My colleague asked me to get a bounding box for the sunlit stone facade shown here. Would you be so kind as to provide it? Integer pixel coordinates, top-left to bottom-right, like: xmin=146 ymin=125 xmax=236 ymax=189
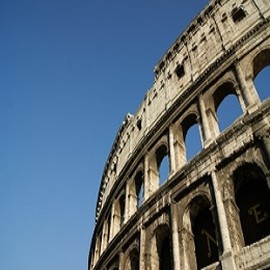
xmin=88 ymin=0 xmax=270 ymax=269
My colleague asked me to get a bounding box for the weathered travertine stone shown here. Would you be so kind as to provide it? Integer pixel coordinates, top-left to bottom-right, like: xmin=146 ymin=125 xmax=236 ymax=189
xmin=89 ymin=0 xmax=270 ymax=269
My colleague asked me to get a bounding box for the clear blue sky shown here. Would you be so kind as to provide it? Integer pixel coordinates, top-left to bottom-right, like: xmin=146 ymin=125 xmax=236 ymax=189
xmin=1 ymin=1 xmax=268 ymax=270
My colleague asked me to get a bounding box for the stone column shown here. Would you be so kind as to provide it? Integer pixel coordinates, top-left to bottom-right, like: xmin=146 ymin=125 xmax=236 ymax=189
xmin=109 ymin=204 xmax=115 ymax=240
xmin=198 ymin=95 xmax=212 ymax=146
xmin=128 ymin=191 xmax=137 ymax=219
xmin=144 ymin=153 xmax=158 ymax=200
xmin=140 ymin=226 xmax=146 ymax=270
xmin=100 ymin=222 xmax=106 ymax=254
xmin=235 ymin=85 xmax=247 ymax=114
xmin=181 ymin=227 xmax=196 ymax=270
xmin=169 ymin=125 xmax=176 ymax=174
xmin=260 ymin=135 xmax=270 ymax=169
xmin=94 ymin=235 xmax=101 ymax=266
xmin=144 ymin=153 xmax=150 ymax=201
xmin=206 ymin=107 xmax=220 ymax=138
xmin=234 ymin=62 xmax=260 ymax=112
xmin=119 ymin=251 xmax=124 ymax=270
xmin=174 ymin=127 xmax=187 ymax=169
xmin=125 ymin=180 xmax=130 ymax=222
xmin=211 ymin=171 xmax=237 ymax=269
xmin=111 ymin=200 xmax=120 ymax=238
xmin=171 ymin=203 xmax=181 ymax=270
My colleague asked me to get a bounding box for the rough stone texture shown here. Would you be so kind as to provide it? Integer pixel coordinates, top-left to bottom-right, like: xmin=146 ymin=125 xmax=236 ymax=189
xmin=89 ymin=0 xmax=270 ymax=269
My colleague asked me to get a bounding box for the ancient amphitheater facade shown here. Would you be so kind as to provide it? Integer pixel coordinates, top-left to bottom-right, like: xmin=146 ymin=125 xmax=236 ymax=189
xmin=88 ymin=0 xmax=270 ymax=269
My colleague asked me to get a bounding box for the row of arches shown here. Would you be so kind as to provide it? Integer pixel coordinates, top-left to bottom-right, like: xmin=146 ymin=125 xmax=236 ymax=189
xmin=92 ymin=48 xmax=270 ymax=268
xmin=103 ymin=162 xmax=270 ymax=270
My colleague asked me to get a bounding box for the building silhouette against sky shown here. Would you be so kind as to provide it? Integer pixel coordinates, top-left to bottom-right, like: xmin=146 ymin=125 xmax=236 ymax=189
xmin=89 ymin=0 xmax=270 ymax=269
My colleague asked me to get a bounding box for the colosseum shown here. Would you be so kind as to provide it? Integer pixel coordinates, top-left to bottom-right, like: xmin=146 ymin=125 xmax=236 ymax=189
xmin=88 ymin=0 xmax=270 ymax=269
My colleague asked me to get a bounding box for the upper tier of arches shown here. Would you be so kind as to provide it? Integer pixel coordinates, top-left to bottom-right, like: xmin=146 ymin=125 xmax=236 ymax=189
xmin=94 ymin=0 xmax=270 ymax=233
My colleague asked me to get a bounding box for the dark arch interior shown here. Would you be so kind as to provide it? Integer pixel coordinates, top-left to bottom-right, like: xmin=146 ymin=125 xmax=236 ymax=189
xmin=192 ymin=206 xmax=219 ymax=269
xmin=155 ymin=225 xmax=173 ymax=270
xmin=130 ymin=249 xmax=139 ymax=270
xmin=135 ymin=171 xmax=144 ymax=208
xmin=233 ymin=163 xmax=270 ymax=245
xmin=119 ymin=194 xmax=125 ymax=226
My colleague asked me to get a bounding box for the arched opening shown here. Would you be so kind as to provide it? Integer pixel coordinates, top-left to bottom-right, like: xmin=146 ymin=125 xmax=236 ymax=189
xmin=128 ymin=170 xmax=144 ymax=218
xmin=216 ymin=94 xmax=242 ymax=131
xmin=254 ymin=66 xmax=270 ymax=102
xmin=114 ymin=194 xmax=126 ymax=232
xmin=193 ymin=207 xmax=219 ymax=269
xmin=253 ymin=49 xmax=270 ymax=102
xmin=135 ymin=171 xmax=144 ymax=208
xmin=159 ymin=155 xmax=169 ymax=185
xmin=231 ymin=6 xmax=246 ymax=23
xmin=182 ymin=114 xmax=202 ymax=160
xmin=119 ymin=194 xmax=125 ymax=227
xmin=107 ymin=255 xmax=119 ymax=270
xmin=159 ymin=234 xmax=172 ymax=270
xmin=187 ymin=196 xmax=219 ymax=269
xmin=155 ymin=225 xmax=173 ymax=270
xmin=214 ymin=82 xmax=242 ymax=132
xmin=233 ymin=163 xmax=270 ymax=246
xmin=156 ymin=145 xmax=170 ymax=186
xmin=129 ymin=249 xmax=140 ymax=270
xmin=185 ymin=123 xmax=201 ymax=160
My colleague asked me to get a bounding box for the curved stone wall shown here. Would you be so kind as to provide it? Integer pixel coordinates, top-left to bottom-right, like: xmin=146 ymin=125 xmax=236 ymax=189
xmin=89 ymin=0 xmax=270 ymax=269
